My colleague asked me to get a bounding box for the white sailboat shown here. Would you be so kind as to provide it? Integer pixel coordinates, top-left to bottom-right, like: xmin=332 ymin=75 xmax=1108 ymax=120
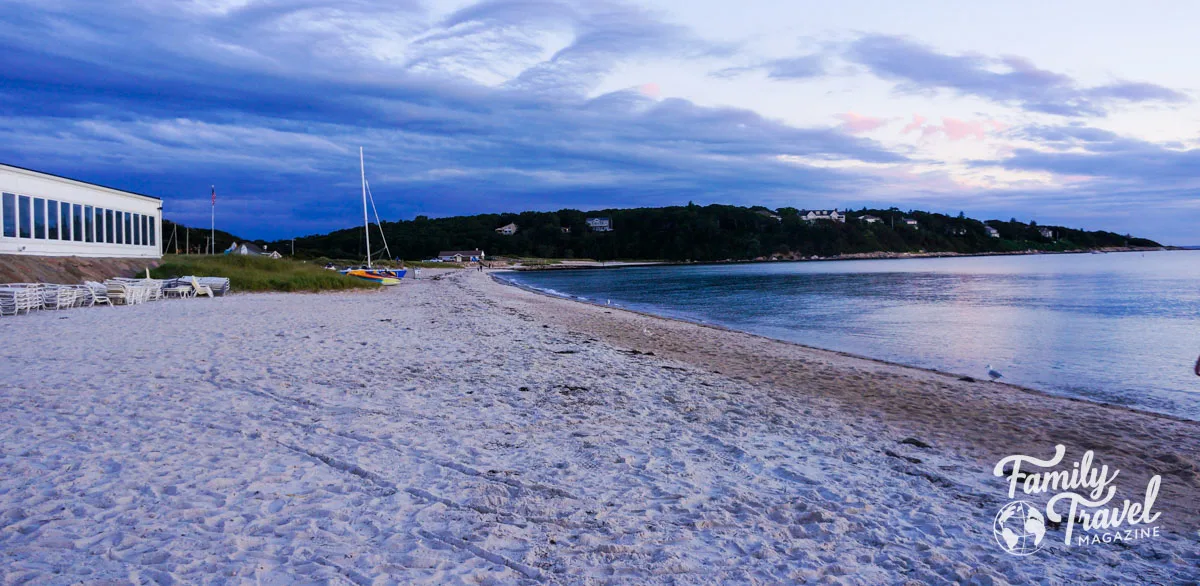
xmin=341 ymin=147 xmax=406 ymax=285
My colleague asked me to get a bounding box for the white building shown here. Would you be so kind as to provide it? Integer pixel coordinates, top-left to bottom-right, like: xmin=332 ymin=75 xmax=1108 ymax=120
xmin=586 ymin=217 xmax=613 ymax=232
xmin=859 ymin=214 xmax=882 ymax=224
xmin=0 ymin=163 xmax=162 ymax=258
xmin=800 ymin=209 xmax=846 ymax=223
xmin=438 ymin=249 xmax=485 ymax=263
xmin=985 ymin=226 xmax=1000 ymax=238
xmin=495 ymin=222 xmax=518 ymax=235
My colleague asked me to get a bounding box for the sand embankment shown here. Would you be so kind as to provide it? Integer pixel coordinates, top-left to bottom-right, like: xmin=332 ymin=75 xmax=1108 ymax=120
xmin=0 ymin=269 xmax=1195 ymax=584
xmin=0 ymin=254 xmax=159 ymax=283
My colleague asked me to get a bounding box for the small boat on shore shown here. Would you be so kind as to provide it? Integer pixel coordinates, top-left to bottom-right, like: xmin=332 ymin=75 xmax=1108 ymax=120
xmin=341 ymin=147 xmax=406 ymax=285
xmin=342 ymin=266 xmax=404 ymax=285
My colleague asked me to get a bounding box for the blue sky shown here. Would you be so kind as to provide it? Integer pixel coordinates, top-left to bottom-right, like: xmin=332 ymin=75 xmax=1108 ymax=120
xmin=1 ymin=1 xmax=1197 ymax=243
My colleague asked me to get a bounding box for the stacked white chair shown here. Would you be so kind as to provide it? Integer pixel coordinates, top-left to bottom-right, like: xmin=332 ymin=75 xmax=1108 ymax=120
xmin=42 ymin=284 xmax=80 ymax=310
xmin=0 ymin=284 xmax=42 ymax=316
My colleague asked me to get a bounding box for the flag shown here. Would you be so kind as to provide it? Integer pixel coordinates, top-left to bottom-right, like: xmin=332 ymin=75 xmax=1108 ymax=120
xmin=211 ymin=185 xmax=216 ymax=206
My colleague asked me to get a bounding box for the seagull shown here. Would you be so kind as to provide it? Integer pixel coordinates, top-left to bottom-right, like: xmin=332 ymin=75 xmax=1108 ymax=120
xmin=986 ymin=364 xmax=1004 ymax=382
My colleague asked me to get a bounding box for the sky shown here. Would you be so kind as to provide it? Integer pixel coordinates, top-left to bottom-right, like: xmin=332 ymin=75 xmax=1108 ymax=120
xmin=1 ymin=1 xmax=1197 ymax=243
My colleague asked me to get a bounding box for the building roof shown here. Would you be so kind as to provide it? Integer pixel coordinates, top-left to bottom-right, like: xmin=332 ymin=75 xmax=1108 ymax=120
xmin=1 ymin=162 xmax=162 ymax=203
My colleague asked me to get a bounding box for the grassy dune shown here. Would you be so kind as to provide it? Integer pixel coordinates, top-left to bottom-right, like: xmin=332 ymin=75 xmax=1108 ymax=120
xmin=151 ymin=255 xmax=380 ymax=293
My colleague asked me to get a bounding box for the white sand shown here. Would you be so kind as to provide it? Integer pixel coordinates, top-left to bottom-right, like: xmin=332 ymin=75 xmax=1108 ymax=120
xmin=0 ymin=269 xmax=1196 ymax=584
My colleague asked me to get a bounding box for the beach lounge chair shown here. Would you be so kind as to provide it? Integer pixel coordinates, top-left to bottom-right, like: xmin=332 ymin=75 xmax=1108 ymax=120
xmin=42 ymin=284 xmax=78 ymax=310
xmin=105 ymin=280 xmax=131 ymax=305
xmin=0 ymin=285 xmax=42 ymax=315
xmin=189 ymin=277 xmax=214 ymax=298
xmin=84 ymin=281 xmax=112 ymax=306
xmin=163 ymin=282 xmax=193 ymax=298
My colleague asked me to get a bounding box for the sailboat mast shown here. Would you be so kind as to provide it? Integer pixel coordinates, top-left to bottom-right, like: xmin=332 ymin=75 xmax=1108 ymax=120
xmin=360 ymin=147 xmax=371 ymax=268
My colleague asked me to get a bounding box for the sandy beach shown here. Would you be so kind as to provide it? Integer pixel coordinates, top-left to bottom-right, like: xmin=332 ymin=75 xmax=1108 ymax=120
xmin=1 ymin=268 xmax=1197 ymax=584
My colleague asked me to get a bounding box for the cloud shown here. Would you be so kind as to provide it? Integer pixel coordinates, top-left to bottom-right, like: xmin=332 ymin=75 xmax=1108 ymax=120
xmin=0 ymin=0 xmax=905 ymax=238
xmin=900 ymin=115 xmax=1000 ymax=141
xmin=984 ymin=126 xmax=1200 ymax=181
xmin=835 ymin=112 xmax=889 ymax=134
xmin=845 ymin=35 xmax=1189 ymax=116
xmin=901 ymin=114 xmax=926 ymax=134
xmin=711 ymin=53 xmax=826 ymax=81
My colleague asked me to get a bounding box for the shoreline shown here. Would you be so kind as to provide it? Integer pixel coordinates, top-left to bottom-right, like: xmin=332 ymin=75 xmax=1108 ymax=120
xmin=509 ymin=245 xmax=1172 ymax=271
xmin=490 ymin=270 xmax=1200 ymax=426
xmin=482 ymin=270 xmax=1200 ymax=536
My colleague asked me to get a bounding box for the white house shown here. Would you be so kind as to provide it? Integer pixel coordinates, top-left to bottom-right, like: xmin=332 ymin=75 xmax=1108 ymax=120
xmin=586 ymin=217 xmax=613 ymax=232
xmin=902 ymin=218 xmax=919 ymax=229
xmin=495 ymin=223 xmax=518 ymax=235
xmin=985 ymin=226 xmax=1000 ymax=238
xmin=226 ymin=241 xmax=278 ymax=257
xmin=800 ymin=209 xmax=846 ymax=223
xmin=0 ymin=163 xmax=162 ymax=258
xmin=755 ymin=209 xmax=782 ymax=222
xmin=438 ymin=249 xmax=485 ymax=263
xmin=1038 ymin=227 xmax=1055 ymax=239
xmin=859 ymin=214 xmax=882 ymax=224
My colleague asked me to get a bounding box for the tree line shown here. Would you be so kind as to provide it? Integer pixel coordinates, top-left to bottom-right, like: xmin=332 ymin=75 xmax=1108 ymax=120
xmin=221 ymin=204 xmax=1157 ymax=262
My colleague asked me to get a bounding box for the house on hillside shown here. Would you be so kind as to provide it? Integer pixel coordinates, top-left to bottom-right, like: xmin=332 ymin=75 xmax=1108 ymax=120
xmin=800 ymin=209 xmax=846 ymax=223
xmin=560 ymin=226 xmax=571 ymax=234
xmin=755 ymin=210 xmax=782 ymax=222
xmin=1038 ymin=227 xmax=1055 ymax=239
xmin=495 ymin=223 xmax=518 ymax=235
xmin=586 ymin=217 xmax=613 ymax=232
xmin=945 ymin=225 xmax=967 ymax=236
xmin=438 ymin=249 xmax=485 ymax=263
xmin=859 ymin=214 xmax=882 ymax=224
xmin=226 ymin=241 xmax=276 ymax=256
xmin=985 ymin=226 xmax=1000 ymax=238
xmin=902 ymin=218 xmax=919 ymax=229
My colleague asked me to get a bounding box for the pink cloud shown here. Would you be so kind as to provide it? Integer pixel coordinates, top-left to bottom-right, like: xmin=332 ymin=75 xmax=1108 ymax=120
xmin=901 ymin=114 xmax=926 ymax=134
xmin=637 ymin=83 xmax=661 ymax=98
xmin=835 ymin=111 xmax=889 ymax=134
xmin=903 ymin=114 xmax=1004 ymax=141
xmin=941 ymin=117 xmax=987 ymax=141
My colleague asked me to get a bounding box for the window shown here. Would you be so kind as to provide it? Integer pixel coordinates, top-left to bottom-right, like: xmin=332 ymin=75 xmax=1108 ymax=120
xmin=124 ymin=212 xmax=132 ymax=244
xmin=84 ymin=205 xmax=94 ymax=243
xmin=105 ymin=209 xmax=114 ymax=243
xmin=19 ymin=196 xmax=31 ymax=238
xmin=47 ymin=199 xmax=59 ymax=239
xmin=94 ymin=207 xmax=103 ymax=243
xmin=33 ymin=198 xmax=46 ymax=239
xmin=141 ymin=215 xmax=149 ymax=246
xmin=148 ymin=216 xmax=155 ymax=246
xmin=72 ymin=204 xmax=83 ymax=242
xmin=60 ymin=202 xmax=71 ymax=240
xmin=132 ymin=214 xmax=140 ymax=245
xmin=2 ymin=193 xmax=14 ymax=237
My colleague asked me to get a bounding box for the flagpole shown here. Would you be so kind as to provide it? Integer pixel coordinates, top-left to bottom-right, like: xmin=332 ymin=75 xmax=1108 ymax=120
xmin=210 ymin=185 xmax=215 ymax=255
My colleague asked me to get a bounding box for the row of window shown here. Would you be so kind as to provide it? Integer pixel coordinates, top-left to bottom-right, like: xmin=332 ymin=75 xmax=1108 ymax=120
xmin=1 ymin=192 xmax=156 ymax=247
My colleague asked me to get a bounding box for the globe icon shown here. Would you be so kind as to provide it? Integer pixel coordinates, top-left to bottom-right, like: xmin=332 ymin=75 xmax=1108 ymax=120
xmin=993 ymin=500 xmax=1046 ymax=555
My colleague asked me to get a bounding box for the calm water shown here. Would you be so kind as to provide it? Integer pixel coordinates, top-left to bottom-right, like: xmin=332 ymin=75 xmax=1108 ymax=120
xmin=500 ymin=251 xmax=1200 ymax=421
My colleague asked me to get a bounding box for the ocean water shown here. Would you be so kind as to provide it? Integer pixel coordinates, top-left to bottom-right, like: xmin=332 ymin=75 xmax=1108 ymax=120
xmin=500 ymin=250 xmax=1200 ymax=421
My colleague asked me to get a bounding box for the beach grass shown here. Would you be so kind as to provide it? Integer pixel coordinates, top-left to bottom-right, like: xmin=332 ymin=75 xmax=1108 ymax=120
xmin=151 ymin=254 xmax=380 ymax=292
